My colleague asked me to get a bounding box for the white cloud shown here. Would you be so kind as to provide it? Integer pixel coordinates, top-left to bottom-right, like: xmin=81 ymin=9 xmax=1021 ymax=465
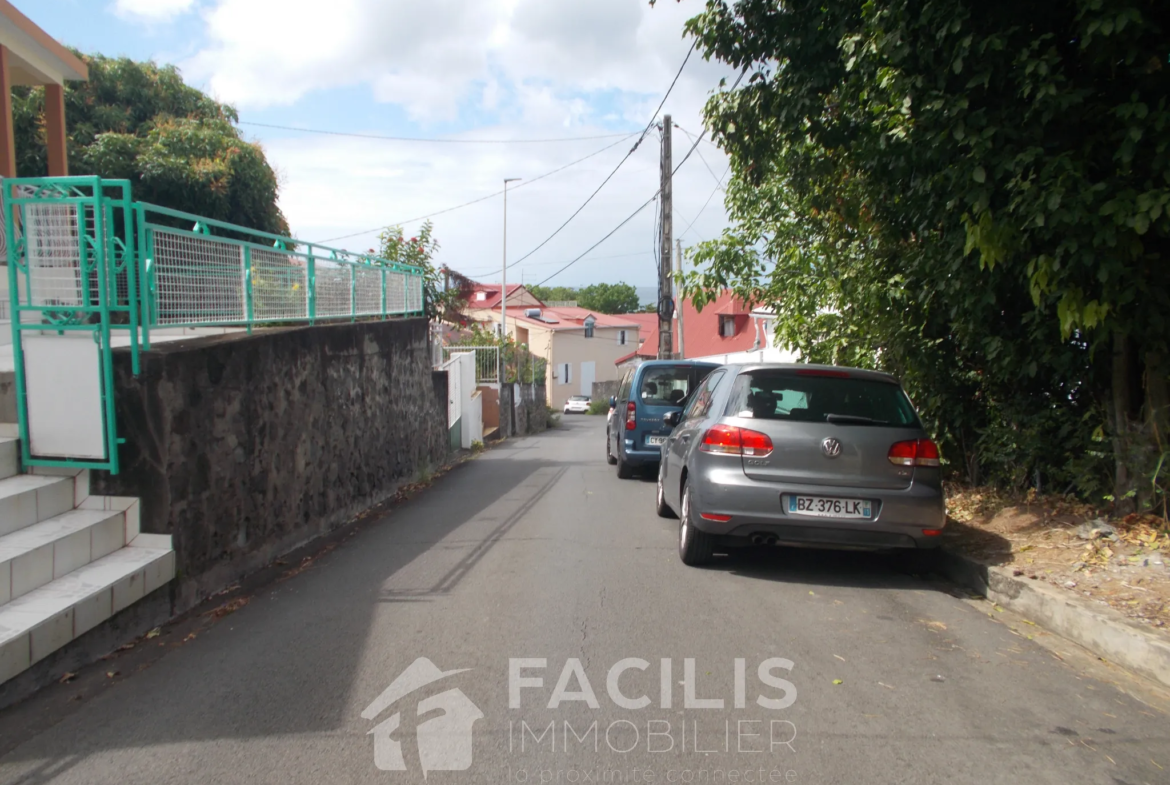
xmin=113 ymin=0 xmax=195 ymax=22
xmin=181 ymin=0 xmax=736 ymax=286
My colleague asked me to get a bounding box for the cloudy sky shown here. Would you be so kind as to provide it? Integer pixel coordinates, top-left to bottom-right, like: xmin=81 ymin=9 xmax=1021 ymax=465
xmin=28 ymin=0 xmax=735 ymax=289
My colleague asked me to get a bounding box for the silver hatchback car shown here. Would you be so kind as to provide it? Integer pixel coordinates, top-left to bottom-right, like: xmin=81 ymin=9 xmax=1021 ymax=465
xmin=655 ymin=364 xmax=946 ymax=566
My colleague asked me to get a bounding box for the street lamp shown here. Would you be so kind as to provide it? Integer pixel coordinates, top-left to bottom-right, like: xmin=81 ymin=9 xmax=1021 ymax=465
xmin=501 ymin=177 xmax=521 ymax=382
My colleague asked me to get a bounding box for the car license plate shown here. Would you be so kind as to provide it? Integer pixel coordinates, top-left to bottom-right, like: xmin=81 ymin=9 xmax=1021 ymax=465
xmin=787 ymin=495 xmax=872 ymax=519
xmin=646 ymin=436 xmax=666 ymax=446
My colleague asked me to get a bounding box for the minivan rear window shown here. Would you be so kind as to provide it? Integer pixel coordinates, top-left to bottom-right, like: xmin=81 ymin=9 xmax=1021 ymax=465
xmin=724 ymin=371 xmax=920 ymax=427
xmin=639 ymin=366 xmax=693 ymax=407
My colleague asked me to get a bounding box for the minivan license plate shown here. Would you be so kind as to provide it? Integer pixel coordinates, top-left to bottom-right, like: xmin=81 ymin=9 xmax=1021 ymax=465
xmin=646 ymin=435 xmax=666 ymax=446
xmin=787 ymin=496 xmax=871 ymax=519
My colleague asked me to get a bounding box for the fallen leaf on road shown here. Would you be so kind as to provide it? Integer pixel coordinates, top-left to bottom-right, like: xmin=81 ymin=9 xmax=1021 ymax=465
xmin=116 ymin=643 xmax=135 ymax=652
xmin=59 ymin=672 xmax=77 ymax=684
xmin=1021 ymin=620 xmax=1037 ymax=626
xmin=832 ymin=679 xmax=843 ymax=685
xmin=204 ymin=597 xmax=249 ymax=619
xmin=182 ymin=632 xmax=197 ymax=643
xmin=878 ymin=682 xmax=895 ymax=690
xmin=106 ymin=671 xmax=119 ymax=679
xmin=145 ymin=628 xmax=161 ymax=639
xmin=1151 ymin=759 xmax=1163 ymax=770
xmin=834 ymin=655 xmax=846 ymax=662
xmin=808 ymin=591 xmax=815 ymax=596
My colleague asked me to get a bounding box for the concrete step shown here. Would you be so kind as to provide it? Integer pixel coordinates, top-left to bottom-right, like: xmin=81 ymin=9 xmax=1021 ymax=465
xmin=0 ymin=474 xmax=78 ymax=538
xmin=0 ymin=437 xmax=16 ymax=481
xmin=0 ymin=508 xmax=128 ymax=604
xmin=0 ymin=540 xmax=175 ymax=683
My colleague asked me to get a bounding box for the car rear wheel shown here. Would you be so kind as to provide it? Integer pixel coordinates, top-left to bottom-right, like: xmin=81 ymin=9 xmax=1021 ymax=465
xmin=656 ymin=465 xmax=676 ymax=518
xmin=678 ymin=481 xmax=715 ymax=566
xmin=605 ymin=431 xmax=617 ymax=465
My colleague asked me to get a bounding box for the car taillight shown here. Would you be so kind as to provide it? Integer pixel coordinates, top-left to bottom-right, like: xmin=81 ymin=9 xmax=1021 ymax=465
xmin=888 ymin=439 xmax=941 ymax=467
xmin=625 ymin=401 xmax=636 ymax=431
xmin=700 ymin=424 xmax=774 ymax=457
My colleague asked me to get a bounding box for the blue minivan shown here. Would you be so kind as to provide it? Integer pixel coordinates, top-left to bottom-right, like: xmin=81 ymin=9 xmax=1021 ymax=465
xmin=606 ymin=360 xmax=720 ymax=479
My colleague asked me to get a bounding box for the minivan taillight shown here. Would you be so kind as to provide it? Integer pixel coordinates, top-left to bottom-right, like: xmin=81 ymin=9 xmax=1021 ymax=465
xmin=625 ymin=401 xmax=637 ymax=431
xmin=888 ymin=439 xmax=941 ymax=467
xmin=700 ymin=424 xmax=774 ymax=457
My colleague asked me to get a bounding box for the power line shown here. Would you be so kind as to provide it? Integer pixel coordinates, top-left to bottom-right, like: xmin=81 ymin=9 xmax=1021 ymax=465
xmin=533 ymin=194 xmax=659 ymax=287
xmin=676 ymin=125 xmax=725 ymax=191
xmin=679 ymin=165 xmax=731 ymax=241
xmin=239 ymin=121 xmax=634 ymax=144
xmin=455 ymin=250 xmax=653 ymax=276
xmin=531 ymin=68 xmax=746 ymax=288
xmin=504 ymin=40 xmax=697 ymax=273
xmin=313 ymin=132 xmax=639 ymax=244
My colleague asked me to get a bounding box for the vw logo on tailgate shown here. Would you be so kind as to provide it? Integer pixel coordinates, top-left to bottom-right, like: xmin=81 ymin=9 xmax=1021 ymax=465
xmin=821 ymin=437 xmax=842 ymax=459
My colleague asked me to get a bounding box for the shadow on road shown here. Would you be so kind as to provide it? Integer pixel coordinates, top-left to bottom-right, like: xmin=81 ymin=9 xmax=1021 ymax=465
xmin=0 ymin=436 xmax=580 ymax=761
xmin=702 ymin=546 xmax=953 ymax=592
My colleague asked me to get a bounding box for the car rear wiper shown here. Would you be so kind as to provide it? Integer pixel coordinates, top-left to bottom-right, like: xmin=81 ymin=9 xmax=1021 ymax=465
xmin=825 ymin=413 xmax=888 ymax=425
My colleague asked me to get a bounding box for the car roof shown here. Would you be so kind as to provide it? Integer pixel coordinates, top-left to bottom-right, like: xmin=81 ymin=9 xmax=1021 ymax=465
xmin=720 ymin=362 xmax=901 ymax=385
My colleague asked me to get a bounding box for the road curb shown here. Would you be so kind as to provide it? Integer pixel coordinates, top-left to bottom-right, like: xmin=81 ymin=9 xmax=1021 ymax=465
xmin=937 ymin=548 xmax=1170 ymax=689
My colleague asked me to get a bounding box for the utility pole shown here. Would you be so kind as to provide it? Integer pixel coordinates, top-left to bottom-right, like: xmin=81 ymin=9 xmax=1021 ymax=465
xmin=658 ymin=115 xmax=674 ymax=359
xmin=501 ymin=177 xmax=521 ymax=382
xmin=675 ymin=238 xmax=685 ymax=359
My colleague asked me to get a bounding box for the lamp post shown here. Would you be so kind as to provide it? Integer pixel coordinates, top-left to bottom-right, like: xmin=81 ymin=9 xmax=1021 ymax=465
xmin=501 ymin=177 xmax=521 ymax=382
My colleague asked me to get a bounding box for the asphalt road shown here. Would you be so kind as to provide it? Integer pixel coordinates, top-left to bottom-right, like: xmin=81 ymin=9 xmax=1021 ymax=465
xmin=1 ymin=416 xmax=1169 ymax=785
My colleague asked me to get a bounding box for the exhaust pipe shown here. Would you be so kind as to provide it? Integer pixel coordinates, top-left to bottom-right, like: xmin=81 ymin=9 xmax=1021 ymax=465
xmin=750 ymin=534 xmax=765 ymax=546
xmin=764 ymin=535 xmax=778 ymax=546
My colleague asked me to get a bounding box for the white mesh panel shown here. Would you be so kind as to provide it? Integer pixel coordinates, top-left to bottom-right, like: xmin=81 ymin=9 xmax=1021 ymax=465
xmin=385 ymin=272 xmax=407 ymax=314
xmin=315 ymin=261 xmax=351 ymax=318
xmin=153 ymin=230 xmax=245 ymax=325
xmin=252 ymin=249 xmax=308 ymax=321
xmin=24 ymin=203 xmax=84 ymax=307
xmin=354 ymin=266 xmax=382 ymax=315
xmin=406 ymin=274 xmax=424 ymax=313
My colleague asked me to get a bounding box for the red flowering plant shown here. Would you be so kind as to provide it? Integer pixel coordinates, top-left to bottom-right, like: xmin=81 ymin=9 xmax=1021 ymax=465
xmin=376 ymin=220 xmax=464 ymax=320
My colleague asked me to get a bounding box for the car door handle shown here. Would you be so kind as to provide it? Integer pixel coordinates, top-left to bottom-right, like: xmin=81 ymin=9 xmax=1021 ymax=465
xmin=679 ymin=434 xmax=691 ymax=444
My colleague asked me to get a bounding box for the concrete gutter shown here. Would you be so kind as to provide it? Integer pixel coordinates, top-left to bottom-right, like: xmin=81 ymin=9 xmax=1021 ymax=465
xmin=938 ymin=548 xmax=1170 ymax=689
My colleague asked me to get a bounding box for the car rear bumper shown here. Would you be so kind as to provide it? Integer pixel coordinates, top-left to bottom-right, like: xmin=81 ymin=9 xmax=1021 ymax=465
xmin=619 ymin=445 xmax=662 ymax=466
xmin=689 ymin=466 xmax=945 ymax=550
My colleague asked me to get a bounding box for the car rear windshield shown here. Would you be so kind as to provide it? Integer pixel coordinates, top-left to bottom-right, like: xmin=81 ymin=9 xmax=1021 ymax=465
xmin=569 ymin=396 xmax=589 ymax=402
xmin=639 ymin=366 xmax=694 ymax=407
xmin=723 ymin=371 xmax=920 ymax=427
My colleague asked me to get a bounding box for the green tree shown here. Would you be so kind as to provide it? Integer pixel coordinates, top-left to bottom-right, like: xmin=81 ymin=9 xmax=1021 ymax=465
xmin=576 ymin=282 xmax=641 ymax=314
xmin=14 ymin=53 xmax=288 ymax=235
xmin=528 ymin=285 xmax=578 ymax=303
xmin=675 ymin=0 xmax=1170 ymax=507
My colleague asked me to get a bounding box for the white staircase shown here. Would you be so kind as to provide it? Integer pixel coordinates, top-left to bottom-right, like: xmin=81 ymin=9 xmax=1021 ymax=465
xmin=0 ymin=432 xmax=174 ymax=684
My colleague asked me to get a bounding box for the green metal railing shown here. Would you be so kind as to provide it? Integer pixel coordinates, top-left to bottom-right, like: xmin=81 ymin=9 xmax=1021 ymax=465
xmin=4 ymin=176 xmax=426 ymax=474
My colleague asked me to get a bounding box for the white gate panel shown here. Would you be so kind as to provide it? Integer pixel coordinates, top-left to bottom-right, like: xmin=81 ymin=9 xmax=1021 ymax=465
xmin=24 ymin=334 xmax=106 ymax=459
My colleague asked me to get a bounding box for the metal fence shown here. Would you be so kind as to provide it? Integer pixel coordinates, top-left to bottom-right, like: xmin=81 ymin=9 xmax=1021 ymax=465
xmin=442 ymin=345 xmax=499 ymax=384
xmin=4 ymin=176 xmax=427 ymax=474
xmin=138 ymin=203 xmax=424 ymax=338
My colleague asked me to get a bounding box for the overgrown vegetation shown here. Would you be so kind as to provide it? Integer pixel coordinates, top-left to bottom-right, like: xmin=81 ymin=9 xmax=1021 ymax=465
xmin=14 ymin=53 xmax=287 ymax=235
xmin=675 ymin=0 xmax=1170 ymax=515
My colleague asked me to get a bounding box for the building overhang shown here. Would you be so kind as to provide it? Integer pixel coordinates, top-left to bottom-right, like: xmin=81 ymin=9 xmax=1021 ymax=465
xmin=0 ymin=1 xmax=88 ymax=86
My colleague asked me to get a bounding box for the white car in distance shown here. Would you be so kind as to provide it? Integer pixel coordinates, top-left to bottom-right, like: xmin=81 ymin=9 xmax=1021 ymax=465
xmin=563 ymin=395 xmax=591 ymax=414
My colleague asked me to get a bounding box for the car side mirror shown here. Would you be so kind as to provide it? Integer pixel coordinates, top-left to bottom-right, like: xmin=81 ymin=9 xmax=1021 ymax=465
xmin=664 ymin=411 xmax=682 ymax=428
xmin=609 ymin=396 xmax=617 ymax=408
